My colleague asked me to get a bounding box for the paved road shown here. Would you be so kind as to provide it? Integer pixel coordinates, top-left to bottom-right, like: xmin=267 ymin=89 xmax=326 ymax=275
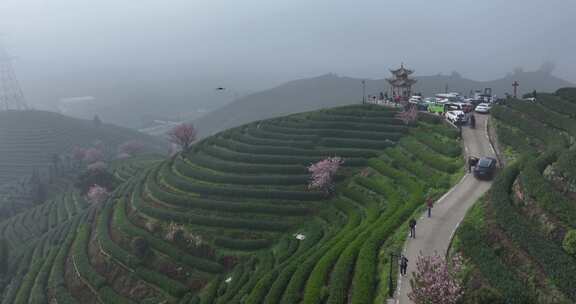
xmin=395 ymin=114 xmax=496 ymax=304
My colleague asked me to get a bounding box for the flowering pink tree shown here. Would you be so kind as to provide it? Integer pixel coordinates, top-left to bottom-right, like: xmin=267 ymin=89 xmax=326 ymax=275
xmin=86 ymin=184 xmax=109 ymax=204
xmin=167 ymin=123 xmax=197 ymax=152
xmin=83 ymin=147 xmax=104 ymax=164
xmin=396 ymin=105 xmax=419 ymax=125
xmin=308 ymin=157 xmax=344 ymax=195
xmin=119 ymin=140 xmax=145 ymax=156
xmin=409 ymin=252 xmax=463 ymax=304
xmin=71 ymin=146 xmax=87 ymax=162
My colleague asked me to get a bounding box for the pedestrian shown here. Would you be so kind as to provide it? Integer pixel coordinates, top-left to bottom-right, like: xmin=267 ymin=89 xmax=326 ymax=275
xmin=426 ymin=197 xmax=434 ymax=218
xmin=468 ymin=156 xmax=479 ymax=173
xmin=470 ymin=114 xmax=476 ymax=128
xmin=400 ymin=255 xmax=409 ymax=276
xmin=409 ymin=218 xmax=417 ymax=238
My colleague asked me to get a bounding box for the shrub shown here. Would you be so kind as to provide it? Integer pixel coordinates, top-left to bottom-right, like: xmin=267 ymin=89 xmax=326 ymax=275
xmin=563 ymin=230 xmax=576 ymax=256
xmin=409 ymin=129 xmax=461 ymax=157
xmin=519 ymin=154 xmax=576 ymax=227
xmin=113 ymin=197 xmax=224 ymax=273
xmin=490 ymin=163 xmax=576 ymax=301
xmin=75 ymin=168 xmax=119 ymax=195
xmin=457 ymin=182 xmax=532 ymax=303
xmin=308 ymin=112 xmax=404 ymax=125
xmin=173 ymin=156 xmax=309 ymax=186
xmin=214 ymin=237 xmax=272 ymax=250
xmin=492 ymin=105 xmax=566 ymax=149
xmin=72 ymin=224 xmax=107 ymax=290
xmin=131 ymin=237 xmax=149 ymax=258
xmin=556 ymin=87 xmax=576 ymax=102
xmin=507 ymin=100 xmax=576 ymax=138
xmin=537 ymin=94 xmax=576 ymax=118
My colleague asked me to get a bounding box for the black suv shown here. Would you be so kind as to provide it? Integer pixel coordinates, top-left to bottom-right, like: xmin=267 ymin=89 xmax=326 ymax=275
xmin=473 ymin=157 xmax=497 ymax=180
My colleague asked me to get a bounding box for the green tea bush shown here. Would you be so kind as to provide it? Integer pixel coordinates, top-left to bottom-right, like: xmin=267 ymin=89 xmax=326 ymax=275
xmin=562 ymin=230 xmax=576 ymax=256
xmin=174 ymin=156 xmax=308 ymax=186
xmin=186 ymin=152 xmax=307 ymax=175
xmin=491 ymin=163 xmax=576 ymax=300
xmin=492 ymin=105 xmax=566 ymax=149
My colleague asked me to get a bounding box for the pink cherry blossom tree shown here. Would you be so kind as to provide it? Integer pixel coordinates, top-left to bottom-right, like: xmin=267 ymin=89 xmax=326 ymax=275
xmin=167 ymin=123 xmax=197 ymax=152
xmin=86 ymin=184 xmax=109 ymax=204
xmin=409 ymin=252 xmax=463 ymax=304
xmin=83 ymin=147 xmax=104 ymax=164
xmin=308 ymin=157 xmax=344 ymax=195
xmin=396 ymin=105 xmax=419 ymax=125
xmin=71 ymin=146 xmax=87 ymax=162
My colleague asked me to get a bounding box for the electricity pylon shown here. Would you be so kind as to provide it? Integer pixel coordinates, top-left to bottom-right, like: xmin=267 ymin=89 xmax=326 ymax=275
xmin=0 ymin=41 xmax=27 ymax=110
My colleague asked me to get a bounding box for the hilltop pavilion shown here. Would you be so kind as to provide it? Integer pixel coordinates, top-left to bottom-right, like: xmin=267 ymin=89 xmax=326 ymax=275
xmin=387 ymin=64 xmax=417 ymax=101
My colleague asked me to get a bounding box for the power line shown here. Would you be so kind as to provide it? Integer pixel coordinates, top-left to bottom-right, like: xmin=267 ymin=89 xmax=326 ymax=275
xmin=0 ymin=40 xmax=28 ymax=111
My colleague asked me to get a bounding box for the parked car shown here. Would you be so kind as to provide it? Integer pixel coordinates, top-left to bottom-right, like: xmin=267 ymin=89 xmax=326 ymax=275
xmin=473 ymin=157 xmax=497 ymax=180
xmin=445 ymin=110 xmax=466 ymax=125
xmin=443 ymin=102 xmax=474 ymax=113
xmin=428 ymin=103 xmax=445 ymax=114
xmin=475 ymin=103 xmax=492 ymax=114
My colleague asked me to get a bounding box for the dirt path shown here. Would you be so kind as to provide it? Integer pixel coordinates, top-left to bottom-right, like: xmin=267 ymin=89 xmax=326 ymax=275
xmin=394 ymin=114 xmax=496 ymax=304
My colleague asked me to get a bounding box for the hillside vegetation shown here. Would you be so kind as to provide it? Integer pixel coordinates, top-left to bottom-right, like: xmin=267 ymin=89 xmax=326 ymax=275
xmin=0 ymin=104 xmax=464 ymax=303
xmin=0 ymin=110 xmax=166 ymax=185
xmin=455 ymin=88 xmax=576 ymax=303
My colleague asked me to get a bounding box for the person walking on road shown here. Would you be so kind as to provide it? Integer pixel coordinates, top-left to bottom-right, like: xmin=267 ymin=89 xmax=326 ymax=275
xmin=426 ymin=197 xmax=434 ymax=218
xmin=400 ymin=255 xmax=409 ymax=276
xmin=409 ymin=218 xmax=417 ymax=238
xmin=468 ymin=156 xmax=479 ymax=173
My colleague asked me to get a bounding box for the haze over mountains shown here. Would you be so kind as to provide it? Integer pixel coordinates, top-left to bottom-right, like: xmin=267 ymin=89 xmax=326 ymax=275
xmin=195 ymin=67 xmax=574 ymax=137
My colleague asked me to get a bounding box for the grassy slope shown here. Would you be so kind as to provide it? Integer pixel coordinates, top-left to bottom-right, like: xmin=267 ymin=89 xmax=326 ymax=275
xmin=455 ymin=88 xmax=576 ymax=303
xmin=0 ymin=104 xmax=464 ymax=303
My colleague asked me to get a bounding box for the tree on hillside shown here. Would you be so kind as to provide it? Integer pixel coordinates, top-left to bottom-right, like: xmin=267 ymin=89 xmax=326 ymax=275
xmin=83 ymin=147 xmax=104 ymax=164
xmin=396 ymin=105 xmax=419 ymax=125
xmin=409 ymin=252 xmax=463 ymax=304
xmin=167 ymin=123 xmax=197 ymax=152
xmin=93 ymin=115 xmax=102 ymax=127
xmin=308 ymin=156 xmax=344 ymax=195
xmin=75 ymin=167 xmax=119 ymax=195
xmin=86 ymin=184 xmax=109 ymax=204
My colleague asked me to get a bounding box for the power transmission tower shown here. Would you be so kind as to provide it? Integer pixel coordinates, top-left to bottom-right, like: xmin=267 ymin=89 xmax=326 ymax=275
xmin=0 ymin=41 xmax=27 ymax=111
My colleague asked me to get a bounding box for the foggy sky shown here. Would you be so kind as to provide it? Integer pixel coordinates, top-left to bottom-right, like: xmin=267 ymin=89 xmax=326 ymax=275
xmin=1 ymin=0 xmax=575 ymax=106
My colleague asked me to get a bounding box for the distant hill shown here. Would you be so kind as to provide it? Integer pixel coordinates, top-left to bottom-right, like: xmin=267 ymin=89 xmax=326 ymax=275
xmin=195 ymin=70 xmax=574 ymax=137
xmin=0 ymin=110 xmax=167 ymax=185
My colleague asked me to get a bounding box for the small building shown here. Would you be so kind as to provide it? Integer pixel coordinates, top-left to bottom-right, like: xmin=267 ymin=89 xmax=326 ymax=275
xmin=386 ymin=64 xmax=417 ymax=102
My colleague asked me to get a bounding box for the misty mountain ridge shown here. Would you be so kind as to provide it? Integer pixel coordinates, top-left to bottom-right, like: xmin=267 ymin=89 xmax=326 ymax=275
xmin=194 ymin=68 xmax=574 ymax=137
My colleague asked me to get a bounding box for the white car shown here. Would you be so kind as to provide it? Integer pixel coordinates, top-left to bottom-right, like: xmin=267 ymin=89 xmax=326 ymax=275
xmin=475 ymin=103 xmax=492 ymax=114
xmin=446 ymin=110 xmax=466 ymax=124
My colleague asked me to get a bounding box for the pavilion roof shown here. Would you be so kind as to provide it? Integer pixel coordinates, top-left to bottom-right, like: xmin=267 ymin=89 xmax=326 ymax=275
xmin=390 ymin=64 xmax=414 ymax=76
xmin=386 ymin=78 xmax=417 ymax=87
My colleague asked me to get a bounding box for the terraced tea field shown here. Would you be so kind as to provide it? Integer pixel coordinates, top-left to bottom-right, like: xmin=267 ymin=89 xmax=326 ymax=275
xmin=0 ymin=104 xmax=464 ymax=303
xmin=0 ymin=110 xmax=166 ymax=185
xmin=455 ymin=89 xmax=576 ymax=303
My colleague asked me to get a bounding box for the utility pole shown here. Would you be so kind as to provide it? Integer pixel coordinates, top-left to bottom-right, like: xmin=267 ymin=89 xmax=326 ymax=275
xmin=512 ymin=81 xmax=519 ymax=99
xmin=0 ymin=40 xmax=27 ymax=111
xmin=361 ymin=80 xmax=366 ymax=104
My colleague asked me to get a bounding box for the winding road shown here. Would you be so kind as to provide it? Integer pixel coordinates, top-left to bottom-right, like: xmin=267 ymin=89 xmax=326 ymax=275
xmin=394 ymin=114 xmax=496 ymax=304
